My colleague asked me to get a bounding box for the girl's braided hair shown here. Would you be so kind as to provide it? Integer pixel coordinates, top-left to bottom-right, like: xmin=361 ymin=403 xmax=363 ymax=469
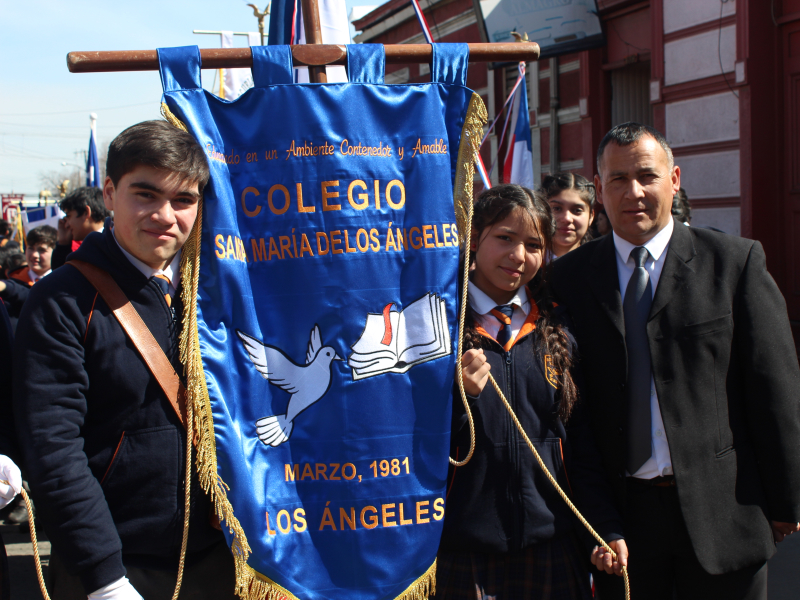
xmin=463 ymin=184 xmax=578 ymax=422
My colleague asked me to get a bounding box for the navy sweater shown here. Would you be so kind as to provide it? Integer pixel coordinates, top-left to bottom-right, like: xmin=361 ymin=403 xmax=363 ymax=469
xmin=13 ymin=227 xmax=222 ymax=593
xmin=441 ymin=305 xmax=623 ymax=553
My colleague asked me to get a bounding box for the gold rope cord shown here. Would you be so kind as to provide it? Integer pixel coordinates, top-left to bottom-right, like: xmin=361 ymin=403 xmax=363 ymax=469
xmin=0 ymin=486 xmax=50 ymax=600
xmin=487 ymin=374 xmax=631 ymax=599
xmin=171 ymin=375 xmax=194 ymax=600
xmin=0 ymin=408 xmax=195 ymax=600
xmin=450 ymin=93 xmax=631 ymax=598
xmin=449 ymin=92 xmax=487 ymax=468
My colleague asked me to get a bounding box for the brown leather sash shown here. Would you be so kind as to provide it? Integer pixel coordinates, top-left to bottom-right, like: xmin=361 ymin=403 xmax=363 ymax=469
xmin=67 ymin=259 xmax=188 ymax=429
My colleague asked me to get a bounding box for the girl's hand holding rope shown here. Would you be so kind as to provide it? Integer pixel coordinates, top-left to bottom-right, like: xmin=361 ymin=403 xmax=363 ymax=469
xmin=460 ymin=348 xmax=491 ymax=397
xmin=591 ymin=539 xmax=629 ymax=576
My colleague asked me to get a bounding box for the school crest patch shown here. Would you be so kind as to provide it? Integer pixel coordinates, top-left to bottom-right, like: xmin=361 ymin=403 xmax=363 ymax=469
xmin=545 ymin=355 xmax=559 ymax=389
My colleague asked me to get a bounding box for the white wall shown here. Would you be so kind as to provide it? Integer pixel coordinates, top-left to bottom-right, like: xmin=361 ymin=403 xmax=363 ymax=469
xmin=691 ymin=207 xmax=740 ymax=236
xmin=664 ymin=26 xmax=736 ymax=86
xmin=676 ymin=150 xmax=739 ymax=199
xmin=664 ymin=0 xmax=735 ymax=35
xmin=666 ymin=92 xmax=739 ymax=147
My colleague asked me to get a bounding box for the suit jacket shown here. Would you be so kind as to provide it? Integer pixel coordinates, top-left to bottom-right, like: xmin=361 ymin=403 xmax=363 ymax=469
xmin=551 ymin=219 xmax=800 ymax=574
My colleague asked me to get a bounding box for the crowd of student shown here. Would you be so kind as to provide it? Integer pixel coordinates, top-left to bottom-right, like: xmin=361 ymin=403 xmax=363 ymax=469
xmin=0 ymin=118 xmax=797 ymax=600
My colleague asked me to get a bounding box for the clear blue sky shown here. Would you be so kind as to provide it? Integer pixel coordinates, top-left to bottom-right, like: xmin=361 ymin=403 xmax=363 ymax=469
xmin=0 ymin=0 xmax=385 ymax=196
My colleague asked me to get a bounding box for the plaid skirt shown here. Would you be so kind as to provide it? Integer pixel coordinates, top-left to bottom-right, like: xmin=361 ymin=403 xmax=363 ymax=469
xmin=433 ymin=535 xmax=593 ymax=600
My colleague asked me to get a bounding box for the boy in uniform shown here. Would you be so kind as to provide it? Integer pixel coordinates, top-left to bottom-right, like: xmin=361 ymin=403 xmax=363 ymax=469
xmin=13 ymin=121 xmax=235 ymax=600
xmin=52 ymin=186 xmax=110 ymax=269
xmin=0 ymin=225 xmax=56 ymax=326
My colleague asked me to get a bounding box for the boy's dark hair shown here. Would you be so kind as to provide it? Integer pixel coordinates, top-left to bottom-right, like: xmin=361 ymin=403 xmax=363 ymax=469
xmin=672 ymin=187 xmax=692 ymax=224
xmin=106 ymin=120 xmax=210 ymax=193
xmin=0 ymin=245 xmax=18 ymax=277
xmin=465 ymin=183 xmax=578 ymax=422
xmin=27 ymin=225 xmax=57 ymax=249
xmin=60 ymin=187 xmax=109 ymax=222
xmin=597 ymin=122 xmax=674 ymax=171
xmin=4 ymin=252 xmax=26 ymax=274
xmin=0 ymin=220 xmax=11 ymax=238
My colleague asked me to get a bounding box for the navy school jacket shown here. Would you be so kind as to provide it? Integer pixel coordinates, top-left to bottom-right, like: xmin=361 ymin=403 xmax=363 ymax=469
xmin=12 ymin=226 xmax=223 ymax=593
xmin=440 ymin=302 xmax=623 ymax=553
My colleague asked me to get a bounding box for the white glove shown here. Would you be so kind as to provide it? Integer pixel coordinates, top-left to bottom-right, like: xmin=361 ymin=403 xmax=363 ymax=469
xmin=87 ymin=577 xmax=144 ymax=600
xmin=0 ymin=454 xmax=21 ymax=509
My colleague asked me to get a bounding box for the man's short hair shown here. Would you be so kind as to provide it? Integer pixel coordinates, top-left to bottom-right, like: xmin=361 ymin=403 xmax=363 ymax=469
xmin=27 ymin=225 xmax=57 ymax=249
xmin=0 ymin=220 xmax=12 ymax=238
xmin=596 ymin=122 xmax=674 ymax=172
xmin=60 ymin=187 xmax=109 ymax=223
xmin=106 ymin=120 xmax=210 ymax=193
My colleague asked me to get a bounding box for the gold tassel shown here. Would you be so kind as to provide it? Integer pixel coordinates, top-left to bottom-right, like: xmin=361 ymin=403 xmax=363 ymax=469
xmin=177 ymin=194 xmax=254 ymax=583
xmin=161 ymin=102 xmax=189 ymax=132
xmin=162 ymin=102 xmax=254 ymax=596
xmin=452 ymin=93 xmax=488 ymax=245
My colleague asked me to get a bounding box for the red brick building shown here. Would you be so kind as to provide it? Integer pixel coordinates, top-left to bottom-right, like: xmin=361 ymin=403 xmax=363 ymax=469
xmin=354 ymin=0 xmax=800 ymax=342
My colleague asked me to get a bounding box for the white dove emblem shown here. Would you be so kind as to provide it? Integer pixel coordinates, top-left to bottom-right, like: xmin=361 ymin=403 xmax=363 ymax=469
xmin=237 ymin=325 xmax=342 ymax=447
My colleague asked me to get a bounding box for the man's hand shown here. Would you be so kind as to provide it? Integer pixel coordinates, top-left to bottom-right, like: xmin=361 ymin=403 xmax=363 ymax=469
xmin=0 ymin=455 xmax=22 ymax=509
xmin=591 ymin=539 xmax=628 ymax=576
xmin=460 ymin=348 xmax=490 ymax=397
xmin=87 ymin=577 xmax=143 ymax=600
xmin=57 ymin=217 xmax=72 ymax=246
xmin=771 ymin=521 xmax=800 ymax=543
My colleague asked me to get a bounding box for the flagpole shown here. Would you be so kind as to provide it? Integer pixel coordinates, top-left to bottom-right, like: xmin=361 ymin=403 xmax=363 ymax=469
xmin=301 ymin=0 xmax=327 ymax=83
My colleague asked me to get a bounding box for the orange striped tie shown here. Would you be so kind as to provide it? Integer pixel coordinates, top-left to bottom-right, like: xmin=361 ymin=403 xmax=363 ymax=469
xmin=154 ymin=274 xmax=172 ymax=307
xmin=490 ymin=305 xmax=514 ymax=349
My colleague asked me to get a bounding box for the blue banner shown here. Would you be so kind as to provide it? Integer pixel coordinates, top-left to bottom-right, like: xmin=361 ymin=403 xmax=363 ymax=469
xmin=159 ymin=44 xmax=485 ymax=600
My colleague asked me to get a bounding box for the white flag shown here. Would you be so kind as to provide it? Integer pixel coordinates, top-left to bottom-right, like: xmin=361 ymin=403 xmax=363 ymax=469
xmin=295 ymin=0 xmax=351 ymax=83
xmin=219 ymin=31 xmax=260 ymax=100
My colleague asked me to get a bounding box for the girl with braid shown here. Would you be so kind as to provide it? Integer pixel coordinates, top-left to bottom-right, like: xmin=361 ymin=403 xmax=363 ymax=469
xmin=434 ymin=184 xmax=627 ymax=599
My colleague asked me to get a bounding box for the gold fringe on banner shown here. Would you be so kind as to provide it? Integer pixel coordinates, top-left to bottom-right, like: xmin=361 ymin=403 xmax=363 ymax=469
xmin=395 ymin=560 xmax=437 ymax=600
xmin=161 ymin=103 xmax=189 ymax=132
xmin=449 ymin=93 xmax=488 ymax=472
xmin=452 ymin=93 xmax=488 ymax=245
xmin=164 ymin=95 xmax=480 ymax=600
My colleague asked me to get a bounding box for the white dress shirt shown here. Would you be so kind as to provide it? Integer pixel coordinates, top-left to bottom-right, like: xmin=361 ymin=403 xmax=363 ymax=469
xmin=468 ymin=282 xmax=530 ymax=343
xmin=29 ymin=269 xmax=51 ymax=283
xmin=613 ymin=218 xmax=674 ymax=479
xmin=113 ymin=230 xmax=181 ymax=296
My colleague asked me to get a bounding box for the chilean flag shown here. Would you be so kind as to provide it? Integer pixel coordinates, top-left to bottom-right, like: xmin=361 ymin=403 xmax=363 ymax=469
xmin=503 ymin=66 xmax=534 ymax=188
xmin=86 ymin=128 xmax=101 ymax=188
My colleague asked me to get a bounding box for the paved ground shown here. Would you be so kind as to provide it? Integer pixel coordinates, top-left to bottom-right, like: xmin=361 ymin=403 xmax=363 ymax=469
xmin=4 ymin=521 xmax=800 ymax=598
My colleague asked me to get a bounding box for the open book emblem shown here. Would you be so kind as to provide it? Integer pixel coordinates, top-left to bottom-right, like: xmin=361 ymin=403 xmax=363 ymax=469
xmin=348 ymin=293 xmax=452 ymax=380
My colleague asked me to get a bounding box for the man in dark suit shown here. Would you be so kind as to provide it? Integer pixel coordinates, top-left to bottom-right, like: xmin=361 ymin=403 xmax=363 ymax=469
xmin=551 ymin=122 xmax=800 ymax=600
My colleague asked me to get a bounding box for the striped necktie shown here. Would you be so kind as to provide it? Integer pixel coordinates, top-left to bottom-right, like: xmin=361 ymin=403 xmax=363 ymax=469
xmin=153 ymin=274 xmax=173 ymax=307
xmin=490 ymin=304 xmax=515 ymax=349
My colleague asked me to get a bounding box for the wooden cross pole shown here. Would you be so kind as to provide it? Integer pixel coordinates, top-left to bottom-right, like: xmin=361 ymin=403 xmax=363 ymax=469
xmin=66 ymin=0 xmax=539 ymax=76
xmin=301 ymin=0 xmax=327 ymax=83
